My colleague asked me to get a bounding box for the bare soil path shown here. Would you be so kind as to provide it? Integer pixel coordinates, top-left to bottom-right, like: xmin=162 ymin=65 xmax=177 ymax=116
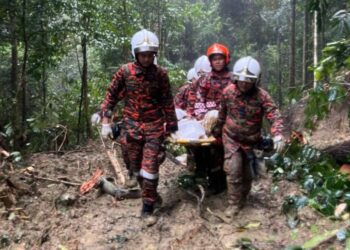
xmin=0 ymin=141 xmax=346 ymax=249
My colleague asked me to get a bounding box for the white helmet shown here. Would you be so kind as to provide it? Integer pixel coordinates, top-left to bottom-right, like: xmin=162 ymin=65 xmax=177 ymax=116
xmin=187 ymin=68 xmax=198 ymax=82
xmin=233 ymin=56 xmax=261 ymax=81
xmin=131 ymin=29 xmax=159 ymax=58
xmin=194 ymin=55 xmax=212 ymax=76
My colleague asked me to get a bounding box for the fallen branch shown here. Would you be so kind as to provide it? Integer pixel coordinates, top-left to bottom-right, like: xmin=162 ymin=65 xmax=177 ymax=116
xmin=181 ymin=184 xmax=205 ymax=215
xmin=25 ymin=174 xmax=81 ymax=186
xmin=80 ymin=168 xmax=104 ymax=194
xmin=51 ymin=124 xmax=68 ymax=152
xmin=106 ymin=150 xmax=126 ymax=186
xmin=206 ymin=207 xmax=232 ymax=224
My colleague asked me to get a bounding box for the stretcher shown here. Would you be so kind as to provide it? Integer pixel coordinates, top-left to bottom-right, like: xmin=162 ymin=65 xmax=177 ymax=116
xmin=168 ymin=136 xmax=216 ymax=146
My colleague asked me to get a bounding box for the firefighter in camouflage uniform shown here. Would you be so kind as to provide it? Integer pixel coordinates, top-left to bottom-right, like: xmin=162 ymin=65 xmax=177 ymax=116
xmin=186 ymin=44 xmax=233 ymax=193
xmin=187 ymin=43 xmax=233 ymax=119
xmin=174 ymin=68 xmax=198 ymax=110
xmin=213 ymin=56 xmax=285 ymax=218
xmin=99 ymin=29 xmax=178 ymax=226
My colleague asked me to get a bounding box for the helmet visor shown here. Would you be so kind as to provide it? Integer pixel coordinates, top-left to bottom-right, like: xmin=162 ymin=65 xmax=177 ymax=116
xmin=134 ymin=46 xmax=158 ymax=54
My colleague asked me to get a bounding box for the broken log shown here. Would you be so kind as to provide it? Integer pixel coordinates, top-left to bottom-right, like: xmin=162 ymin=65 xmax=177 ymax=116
xmin=106 ymin=150 xmax=126 ymax=186
xmin=319 ymin=139 xmax=350 ymax=160
xmin=80 ymin=168 xmax=104 ymax=194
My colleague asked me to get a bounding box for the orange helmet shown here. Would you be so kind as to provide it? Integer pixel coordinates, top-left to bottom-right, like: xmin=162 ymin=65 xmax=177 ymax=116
xmin=207 ymin=43 xmax=230 ymax=64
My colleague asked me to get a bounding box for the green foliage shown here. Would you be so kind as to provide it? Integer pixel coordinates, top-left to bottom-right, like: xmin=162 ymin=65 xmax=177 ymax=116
xmin=1 ymin=0 xmax=349 ymax=152
xmin=177 ymin=173 xmax=208 ymax=190
xmin=160 ymin=59 xmax=187 ymax=91
xmin=165 ymin=143 xmax=186 ymax=157
xmin=304 ymin=83 xmax=346 ymax=129
xmin=315 ymin=39 xmax=350 ymax=81
xmin=304 ymin=40 xmax=349 ymax=129
xmin=331 ymin=10 xmax=350 ymax=38
xmin=268 ymin=140 xmax=350 ymax=216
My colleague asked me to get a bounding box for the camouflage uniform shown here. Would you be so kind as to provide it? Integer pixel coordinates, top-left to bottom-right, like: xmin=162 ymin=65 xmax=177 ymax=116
xmin=215 ymin=84 xmax=283 ymax=205
xmin=101 ymin=62 xmax=177 ymax=205
xmin=174 ymin=83 xmax=190 ymax=110
xmin=187 ymin=70 xmax=233 ymax=120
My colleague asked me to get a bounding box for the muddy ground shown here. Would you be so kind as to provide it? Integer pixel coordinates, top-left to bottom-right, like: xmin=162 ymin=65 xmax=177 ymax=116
xmin=0 ymin=141 xmax=348 ymax=250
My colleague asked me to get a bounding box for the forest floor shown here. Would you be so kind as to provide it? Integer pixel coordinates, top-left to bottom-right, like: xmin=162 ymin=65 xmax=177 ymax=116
xmin=0 ymin=140 xmax=348 ymax=250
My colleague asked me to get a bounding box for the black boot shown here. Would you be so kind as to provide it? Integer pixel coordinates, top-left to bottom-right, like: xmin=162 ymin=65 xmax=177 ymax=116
xmin=141 ymin=202 xmax=157 ymax=226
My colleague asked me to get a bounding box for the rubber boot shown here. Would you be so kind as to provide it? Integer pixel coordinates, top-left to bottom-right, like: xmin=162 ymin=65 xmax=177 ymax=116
xmin=141 ymin=202 xmax=158 ymax=227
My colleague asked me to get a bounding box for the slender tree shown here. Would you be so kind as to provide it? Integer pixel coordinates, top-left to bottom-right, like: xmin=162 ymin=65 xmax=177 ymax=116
xmin=302 ymin=0 xmax=310 ymax=88
xmin=313 ymin=10 xmax=318 ymax=89
xmin=289 ymin=0 xmax=296 ymax=89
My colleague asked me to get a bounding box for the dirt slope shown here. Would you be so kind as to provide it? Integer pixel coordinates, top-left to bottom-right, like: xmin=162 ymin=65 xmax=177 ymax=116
xmin=0 ymin=141 xmax=347 ymax=249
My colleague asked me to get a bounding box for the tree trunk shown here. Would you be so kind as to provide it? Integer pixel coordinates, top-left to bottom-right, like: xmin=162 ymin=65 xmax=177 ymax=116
xmin=20 ymin=0 xmax=28 ymax=127
xmin=41 ymin=65 xmax=47 ymax=118
xmin=9 ymin=0 xmax=19 ymax=146
xmin=14 ymin=0 xmax=29 ymax=148
xmin=77 ymin=35 xmax=90 ymax=143
xmin=40 ymin=0 xmax=48 ymax=119
xmin=277 ymin=29 xmax=283 ymax=107
xmin=289 ymin=0 xmax=296 ymax=89
xmin=9 ymin=0 xmax=18 ymax=99
xmin=82 ymin=36 xmax=91 ymax=139
xmin=157 ymin=0 xmax=162 ymax=59
xmin=122 ymin=0 xmax=129 ymax=61
xmin=302 ymin=0 xmax=310 ymax=88
xmin=313 ymin=11 xmax=318 ymax=89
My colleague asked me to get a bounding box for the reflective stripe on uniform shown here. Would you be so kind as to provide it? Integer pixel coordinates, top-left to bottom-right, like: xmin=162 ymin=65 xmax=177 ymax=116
xmin=140 ymin=169 xmax=159 ymax=180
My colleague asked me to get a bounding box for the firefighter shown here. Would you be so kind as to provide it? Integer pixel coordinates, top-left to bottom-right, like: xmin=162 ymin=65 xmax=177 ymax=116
xmin=186 ymin=44 xmax=233 ymax=193
xmin=174 ymin=68 xmax=198 ymax=110
xmin=213 ymin=56 xmax=285 ymax=218
xmin=187 ymin=43 xmax=233 ymax=119
xmin=186 ymin=55 xmax=212 ymax=117
xmin=99 ymin=29 xmax=178 ymax=226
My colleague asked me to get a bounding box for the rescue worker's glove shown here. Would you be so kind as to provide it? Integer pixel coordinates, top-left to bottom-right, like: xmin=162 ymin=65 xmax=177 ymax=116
xmin=273 ymin=135 xmax=285 ymax=154
xmin=101 ymin=123 xmax=113 ymax=139
xmin=91 ymin=113 xmax=101 ymax=126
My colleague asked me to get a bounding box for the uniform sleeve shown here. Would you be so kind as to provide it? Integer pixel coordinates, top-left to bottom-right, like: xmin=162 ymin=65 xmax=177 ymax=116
xmin=197 ymin=77 xmax=210 ymax=104
xmin=195 ymin=77 xmax=210 ymax=114
xmin=185 ymin=81 xmax=197 ymax=117
xmin=159 ymin=69 xmax=178 ymax=132
xmin=260 ymin=90 xmax=284 ymax=136
xmin=213 ymin=90 xmax=227 ymax=137
xmin=174 ymin=84 xmax=188 ymax=110
xmin=186 ymin=76 xmax=208 ymax=119
xmin=100 ymin=66 xmax=126 ymax=117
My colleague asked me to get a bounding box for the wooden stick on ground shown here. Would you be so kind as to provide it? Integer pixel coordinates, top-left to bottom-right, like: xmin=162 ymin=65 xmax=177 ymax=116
xmin=26 ymin=174 xmax=81 ymax=186
xmin=181 ymin=184 xmax=206 ymax=216
xmin=106 ymin=150 xmax=126 ymax=186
